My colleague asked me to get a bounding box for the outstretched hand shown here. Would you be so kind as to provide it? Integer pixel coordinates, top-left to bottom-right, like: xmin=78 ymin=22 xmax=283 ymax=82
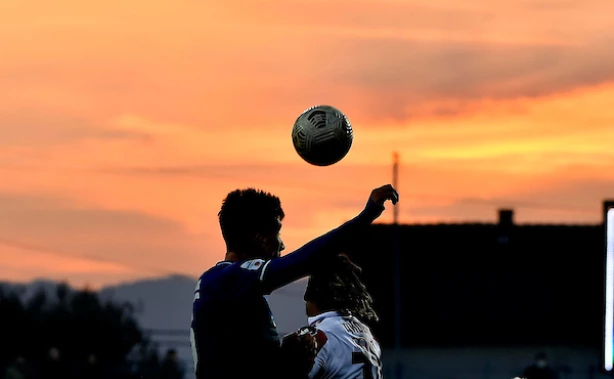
xmin=369 ymin=184 xmax=399 ymax=206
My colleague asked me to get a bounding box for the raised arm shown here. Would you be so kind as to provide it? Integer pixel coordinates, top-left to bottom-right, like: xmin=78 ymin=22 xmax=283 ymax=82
xmin=260 ymin=184 xmax=398 ymax=294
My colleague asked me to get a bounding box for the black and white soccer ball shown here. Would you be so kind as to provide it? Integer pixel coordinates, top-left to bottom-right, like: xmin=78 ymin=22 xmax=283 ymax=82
xmin=292 ymin=105 xmax=353 ymax=166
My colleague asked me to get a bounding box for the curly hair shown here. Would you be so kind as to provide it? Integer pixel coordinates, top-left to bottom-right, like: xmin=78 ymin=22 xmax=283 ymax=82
xmin=218 ymin=188 xmax=285 ymax=253
xmin=304 ymin=254 xmax=379 ymax=324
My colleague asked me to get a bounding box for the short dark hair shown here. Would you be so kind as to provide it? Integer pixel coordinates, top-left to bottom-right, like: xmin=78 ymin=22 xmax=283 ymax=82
xmin=304 ymin=254 xmax=379 ymax=324
xmin=218 ymin=189 xmax=285 ymax=253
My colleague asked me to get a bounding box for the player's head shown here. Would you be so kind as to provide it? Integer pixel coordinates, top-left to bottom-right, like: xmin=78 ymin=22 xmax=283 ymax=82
xmin=218 ymin=188 xmax=285 ymax=260
xmin=304 ymin=254 xmax=379 ymax=324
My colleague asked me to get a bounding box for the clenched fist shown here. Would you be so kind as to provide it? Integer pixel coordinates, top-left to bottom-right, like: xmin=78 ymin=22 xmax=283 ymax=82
xmin=280 ymin=327 xmax=318 ymax=378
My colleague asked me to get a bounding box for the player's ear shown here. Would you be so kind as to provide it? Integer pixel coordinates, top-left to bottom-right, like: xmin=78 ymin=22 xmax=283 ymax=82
xmin=253 ymin=233 xmax=267 ymax=250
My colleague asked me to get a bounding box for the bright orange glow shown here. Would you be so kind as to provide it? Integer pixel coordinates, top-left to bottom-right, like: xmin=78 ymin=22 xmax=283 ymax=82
xmin=1 ymin=0 xmax=613 ymax=287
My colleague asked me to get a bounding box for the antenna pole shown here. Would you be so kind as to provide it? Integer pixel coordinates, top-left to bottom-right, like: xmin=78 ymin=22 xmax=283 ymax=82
xmin=392 ymin=152 xmax=402 ymax=355
xmin=393 ymin=152 xmax=399 ymax=225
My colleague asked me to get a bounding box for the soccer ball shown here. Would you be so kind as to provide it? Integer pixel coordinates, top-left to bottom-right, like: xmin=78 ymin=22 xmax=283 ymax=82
xmin=291 ymin=105 xmax=353 ymax=166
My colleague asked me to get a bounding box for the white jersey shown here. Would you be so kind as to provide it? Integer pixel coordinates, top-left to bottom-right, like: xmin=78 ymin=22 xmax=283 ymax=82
xmin=307 ymin=311 xmax=383 ymax=379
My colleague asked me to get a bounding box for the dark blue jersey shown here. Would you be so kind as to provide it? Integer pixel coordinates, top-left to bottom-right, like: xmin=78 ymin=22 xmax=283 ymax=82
xmin=191 ymin=259 xmax=281 ymax=379
xmin=190 ymin=199 xmax=385 ymax=379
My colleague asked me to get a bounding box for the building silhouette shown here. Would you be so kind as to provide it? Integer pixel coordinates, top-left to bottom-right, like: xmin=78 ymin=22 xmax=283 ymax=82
xmin=349 ymin=202 xmax=610 ymax=350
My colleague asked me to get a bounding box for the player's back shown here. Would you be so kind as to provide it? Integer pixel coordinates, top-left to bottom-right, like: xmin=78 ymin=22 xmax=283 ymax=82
xmin=191 ymin=260 xmax=281 ymax=379
xmin=309 ymin=312 xmax=383 ymax=379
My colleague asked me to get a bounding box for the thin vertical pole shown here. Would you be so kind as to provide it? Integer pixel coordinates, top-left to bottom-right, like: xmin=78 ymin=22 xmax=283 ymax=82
xmin=392 ymin=152 xmax=402 ymax=353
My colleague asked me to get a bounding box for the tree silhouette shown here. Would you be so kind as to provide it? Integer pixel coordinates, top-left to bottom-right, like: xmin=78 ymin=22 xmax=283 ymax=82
xmin=0 ymin=282 xmax=151 ymax=376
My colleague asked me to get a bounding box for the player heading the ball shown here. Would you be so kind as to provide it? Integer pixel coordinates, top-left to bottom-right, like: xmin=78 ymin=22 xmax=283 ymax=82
xmin=190 ymin=184 xmax=398 ymax=379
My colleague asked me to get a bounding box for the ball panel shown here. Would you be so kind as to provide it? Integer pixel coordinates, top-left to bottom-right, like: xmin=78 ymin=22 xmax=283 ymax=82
xmin=306 ymin=110 xmax=328 ymax=129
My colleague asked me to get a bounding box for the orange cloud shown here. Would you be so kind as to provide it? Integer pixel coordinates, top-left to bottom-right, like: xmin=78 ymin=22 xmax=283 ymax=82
xmin=0 ymin=241 xmax=134 ymax=289
xmin=1 ymin=0 xmax=613 ymax=287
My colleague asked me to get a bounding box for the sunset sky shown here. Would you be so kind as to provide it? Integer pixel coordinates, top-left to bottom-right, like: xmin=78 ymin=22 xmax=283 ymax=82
xmin=1 ymin=0 xmax=614 ymax=288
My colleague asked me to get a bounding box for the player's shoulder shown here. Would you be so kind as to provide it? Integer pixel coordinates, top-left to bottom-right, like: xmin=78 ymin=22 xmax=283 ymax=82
xmin=315 ymin=313 xmax=350 ymax=332
xmin=196 ymin=261 xmax=235 ymax=289
xmin=201 ymin=258 xmax=266 ymax=274
xmin=199 ymin=261 xmax=231 ymax=279
xmin=199 ymin=258 xmax=269 ymax=286
xmin=316 ymin=314 xmax=376 ymax=344
xmin=312 ymin=314 xmax=353 ymax=343
xmin=237 ymin=258 xmax=267 ymax=271
xmin=216 ymin=258 xmax=269 ymax=277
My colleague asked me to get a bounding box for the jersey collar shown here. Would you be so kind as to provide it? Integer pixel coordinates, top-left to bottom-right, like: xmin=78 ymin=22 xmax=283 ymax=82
xmin=308 ymin=311 xmax=341 ymax=326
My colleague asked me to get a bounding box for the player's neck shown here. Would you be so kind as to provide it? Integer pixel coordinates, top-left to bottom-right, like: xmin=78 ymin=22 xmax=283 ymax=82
xmin=306 ymin=302 xmax=324 ymax=317
xmin=225 ymin=251 xmax=241 ymax=262
xmin=225 ymin=250 xmax=265 ymax=262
